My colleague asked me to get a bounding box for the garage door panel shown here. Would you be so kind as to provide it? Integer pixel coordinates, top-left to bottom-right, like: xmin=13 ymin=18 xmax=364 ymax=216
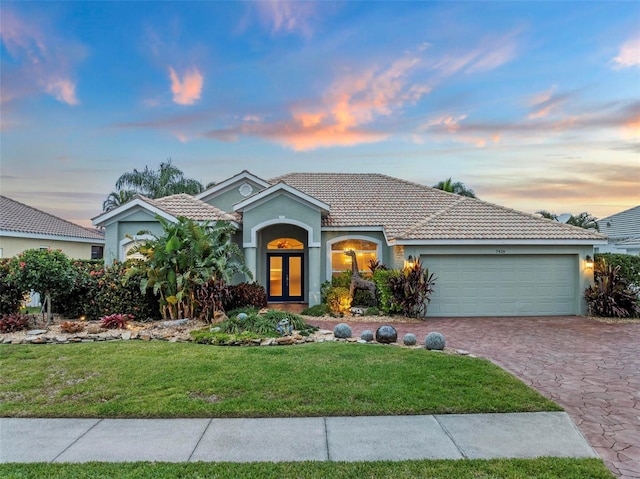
xmin=423 ymin=255 xmax=577 ymax=317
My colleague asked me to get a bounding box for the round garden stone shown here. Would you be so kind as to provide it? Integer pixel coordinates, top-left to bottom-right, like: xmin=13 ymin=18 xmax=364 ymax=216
xmin=237 ymin=313 xmax=248 ymax=321
xmin=403 ymin=333 xmax=417 ymax=346
xmin=425 ymin=331 xmax=446 ymax=350
xmin=375 ymin=325 xmax=397 ymax=344
xmin=333 ymin=323 xmax=352 ymax=339
xmin=360 ymin=329 xmax=374 ymax=342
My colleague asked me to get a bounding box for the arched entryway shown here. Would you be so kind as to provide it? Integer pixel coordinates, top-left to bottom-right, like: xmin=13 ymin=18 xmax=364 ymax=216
xmin=259 ymin=225 xmax=308 ymax=303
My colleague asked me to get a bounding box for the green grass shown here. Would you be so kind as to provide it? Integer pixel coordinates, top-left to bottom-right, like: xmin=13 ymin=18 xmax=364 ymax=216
xmin=0 ymin=458 xmax=615 ymax=478
xmin=0 ymin=341 xmax=560 ymax=418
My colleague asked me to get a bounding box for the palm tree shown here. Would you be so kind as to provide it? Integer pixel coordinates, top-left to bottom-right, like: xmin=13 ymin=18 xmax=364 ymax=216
xmin=102 ymin=189 xmax=137 ymax=212
xmin=536 ymin=210 xmax=559 ymax=221
xmin=567 ymin=212 xmax=599 ymax=231
xmin=536 ymin=210 xmax=599 ymax=231
xmin=433 ymin=178 xmax=477 ymax=198
xmin=128 ymin=216 xmax=250 ymax=320
xmin=115 ymin=159 xmax=203 ymax=198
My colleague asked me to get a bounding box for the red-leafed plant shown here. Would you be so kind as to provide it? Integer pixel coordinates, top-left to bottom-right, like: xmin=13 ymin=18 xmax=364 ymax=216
xmin=100 ymin=313 xmax=133 ymax=329
xmin=0 ymin=313 xmax=31 ymax=333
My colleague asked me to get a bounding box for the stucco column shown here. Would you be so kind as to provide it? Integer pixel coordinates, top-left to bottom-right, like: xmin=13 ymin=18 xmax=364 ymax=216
xmin=244 ymin=246 xmax=257 ymax=283
xmin=308 ymin=246 xmax=321 ymax=306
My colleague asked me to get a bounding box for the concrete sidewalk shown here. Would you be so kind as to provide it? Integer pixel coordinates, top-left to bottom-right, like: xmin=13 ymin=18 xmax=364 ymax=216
xmin=1 ymin=412 xmax=596 ymax=463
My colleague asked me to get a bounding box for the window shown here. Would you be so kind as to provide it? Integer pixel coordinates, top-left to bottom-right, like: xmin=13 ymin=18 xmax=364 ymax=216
xmin=267 ymin=238 xmax=304 ymax=250
xmin=91 ymin=245 xmax=104 ymax=260
xmin=330 ymin=238 xmax=379 ymax=277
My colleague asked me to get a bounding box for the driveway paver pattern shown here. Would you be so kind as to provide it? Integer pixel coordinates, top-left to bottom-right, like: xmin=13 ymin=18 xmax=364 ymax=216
xmin=309 ymin=316 xmax=640 ymax=478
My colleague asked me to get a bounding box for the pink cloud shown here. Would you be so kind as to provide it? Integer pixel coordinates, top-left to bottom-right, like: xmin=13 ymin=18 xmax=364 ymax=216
xmin=253 ymin=1 xmax=317 ymax=37
xmin=169 ymin=67 xmax=203 ymax=105
xmin=45 ymin=78 xmax=79 ymax=106
xmin=0 ymin=8 xmax=84 ymax=106
xmin=611 ymin=36 xmax=640 ymax=69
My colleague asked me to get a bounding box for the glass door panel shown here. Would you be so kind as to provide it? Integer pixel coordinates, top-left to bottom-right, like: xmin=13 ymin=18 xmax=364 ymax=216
xmin=268 ymin=253 xmax=304 ymax=301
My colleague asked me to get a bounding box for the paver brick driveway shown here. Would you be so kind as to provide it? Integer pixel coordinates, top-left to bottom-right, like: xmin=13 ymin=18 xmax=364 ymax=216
xmin=310 ymin=316 xmax=640 ymax=478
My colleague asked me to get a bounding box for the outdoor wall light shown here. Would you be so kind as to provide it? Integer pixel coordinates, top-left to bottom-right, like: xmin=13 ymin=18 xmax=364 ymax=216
xmin=585 ymin=255 xmax=594 ymax=269
xmin=405 ymin=255 xmax=415 ymax=269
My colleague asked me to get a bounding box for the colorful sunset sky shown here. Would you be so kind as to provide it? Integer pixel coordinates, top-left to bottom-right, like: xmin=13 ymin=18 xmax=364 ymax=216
xmin=1 ymin=1 xmax=638 ymax=227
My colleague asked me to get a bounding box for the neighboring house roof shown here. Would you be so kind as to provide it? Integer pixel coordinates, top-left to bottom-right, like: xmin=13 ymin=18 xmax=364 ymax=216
xmin=597 ymin=205 xmax=640 ymax=240
xmin=269 ymin=173 xmax=606 ymax=243
xmin=92 ymin=194 xmax=240 ymax=226
xmin=0 ymin=195 xmax=104 ymax=242
xmin=145 ymin=194 xmax=240 ymax=222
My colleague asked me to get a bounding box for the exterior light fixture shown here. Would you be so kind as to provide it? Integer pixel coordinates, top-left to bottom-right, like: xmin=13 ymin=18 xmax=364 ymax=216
xmin=405 ymin=255 xmax=415 ymax=269
xmin=585 ymin=255 xmax=594 ymax=269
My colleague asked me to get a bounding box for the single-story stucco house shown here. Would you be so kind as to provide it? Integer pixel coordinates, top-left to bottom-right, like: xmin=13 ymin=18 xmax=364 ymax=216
xmin=92 ymin=171 xmax=607 ymax=317
xmin=596 ymin=205 xmax=640 ymax=256
xmin=0 ymin=195 xmax=105 ymax=260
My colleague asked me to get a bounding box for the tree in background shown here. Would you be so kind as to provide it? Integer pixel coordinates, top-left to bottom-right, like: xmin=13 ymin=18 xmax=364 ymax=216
xmin=536 ymin=210 xmax=599 ymax=231
xmin=433 ymin=178 xmax=477 ymax=198
xmin=102 ymin=189 xmax=136 ymax=212
xmin=103 ymin=159 xmax=205 ymax=211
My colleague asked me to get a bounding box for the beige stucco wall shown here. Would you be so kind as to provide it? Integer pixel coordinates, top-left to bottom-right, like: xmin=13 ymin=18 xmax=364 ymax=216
xmin=0 ymin=236 xmax=102 ymax=260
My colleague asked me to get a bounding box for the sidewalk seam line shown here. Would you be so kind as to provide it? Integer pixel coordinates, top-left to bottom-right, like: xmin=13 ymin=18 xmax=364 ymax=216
xmin=323 ymin=417 xmax=331 ymax=461
xmin=188 ymin=419 xmax=212 ymax=462
xmin=51 ymin=418 xmax=103 ymax=463
xmin=433 ymin=415 xmax=468 ymax=459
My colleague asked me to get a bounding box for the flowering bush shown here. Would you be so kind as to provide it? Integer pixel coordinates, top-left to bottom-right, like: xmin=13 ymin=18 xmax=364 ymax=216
xmin=7 ymin=249 xmax=76 ymax=324
xmin=100 ymin=313 xmax=133 ymax=329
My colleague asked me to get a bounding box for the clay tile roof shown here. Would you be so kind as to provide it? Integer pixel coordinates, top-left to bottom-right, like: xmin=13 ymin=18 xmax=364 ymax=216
xmin=268 ymin=173 xmax=606 ymax=242
xmin=0 ymin=195 xmax=105 ymax=241
xmin=143 ymin=194 xmax=239 ymax=222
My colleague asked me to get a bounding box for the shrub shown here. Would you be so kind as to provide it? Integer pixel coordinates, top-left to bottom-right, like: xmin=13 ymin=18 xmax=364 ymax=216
xmin=425 ymin=332 xmax=446 ymax=350
xmin=94 ymin=262 xmax=161 ymax=322
xmin=52 ymin=260 xmax=104 ymax=319
xmin=595 ymin=253 xmax=640 ymax=286
xmin=333 ymin=323 xmax=352 ymax=339
xmin=326 ymin=286 xmax=351 ymax=316
xmin=0 ymin=259 xmax=27 ymax=315
xmin=206 ymin=310 xmax=317 ymax=341
xmin=585 ymin=259 xmax=639 ymax=318
xmin=403 ymin=333 xmax=417 ymax=346
xmin=59 ymin=321 xmax=85 ymax=334
xmin=223 ymin=282 xmax=267 ymax=311
xmin=194 ymin=279 xmax=231 ymax=323
xmin=0 ymin=312 xmax=31 ymax=333
xmin=365 ymin=306 xmax=380 ymax=316
xmin=375 ymin=325 xmax=397 ymax=344
xmin=387 ymin=259 xmax=436 ymax=318
xmin=100 ymin=313 xmax=133 ymax=329
xmin=372 ymin=269 xmax=402 ymax=315
xmin=360 ymin=329 xmax=374 ymax=342
xmin=301 ymin=304 xmax=330 ymax=316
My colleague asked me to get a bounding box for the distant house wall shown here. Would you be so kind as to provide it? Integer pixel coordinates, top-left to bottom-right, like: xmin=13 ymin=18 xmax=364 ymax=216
xmin=203 ymin=179 xmax=268 ymax=212
xmin=0 ymin=235 xmax=101 ymax=260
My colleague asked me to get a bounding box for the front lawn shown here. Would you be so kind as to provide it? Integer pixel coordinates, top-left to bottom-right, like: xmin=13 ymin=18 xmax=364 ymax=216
xmin=0 ymin=341 xmax=559 ymax=418
xmin=0 ymin=458 xmax=615 ymax=479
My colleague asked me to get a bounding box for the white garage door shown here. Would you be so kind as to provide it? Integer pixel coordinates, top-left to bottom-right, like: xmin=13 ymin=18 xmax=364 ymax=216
xmin=423 ymin=255 xmax=578 ymax=317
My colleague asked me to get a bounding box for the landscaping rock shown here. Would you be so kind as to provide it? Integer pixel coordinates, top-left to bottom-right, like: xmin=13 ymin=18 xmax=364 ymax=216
xmin=375 ymin=325 xmax=397 ymax=344
xmin=333 ymin=323 xmax=353 ymax=339
xmin=360 ymin=330 xmax=374 ymax=342
xmin=403 ymin=333 xmax=417 ymax=346
xmin=27 ymin=330 xmax=48 ymax=336
xmin=161 ymin=319 xmax=189 ymax=328
xmin=121 ymin=332 xmax=132 ymax=341
xmin=425 ymin=332 xmax=446 ymax=350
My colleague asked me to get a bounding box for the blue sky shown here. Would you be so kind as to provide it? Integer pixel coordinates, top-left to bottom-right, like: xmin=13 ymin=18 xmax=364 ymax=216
xmin=1 ymin=1 xmax=638 ymax=227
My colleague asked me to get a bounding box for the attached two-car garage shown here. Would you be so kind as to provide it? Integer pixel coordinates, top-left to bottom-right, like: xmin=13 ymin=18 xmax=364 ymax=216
xmin=422 ymin=254 xmax=579 ymax=317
